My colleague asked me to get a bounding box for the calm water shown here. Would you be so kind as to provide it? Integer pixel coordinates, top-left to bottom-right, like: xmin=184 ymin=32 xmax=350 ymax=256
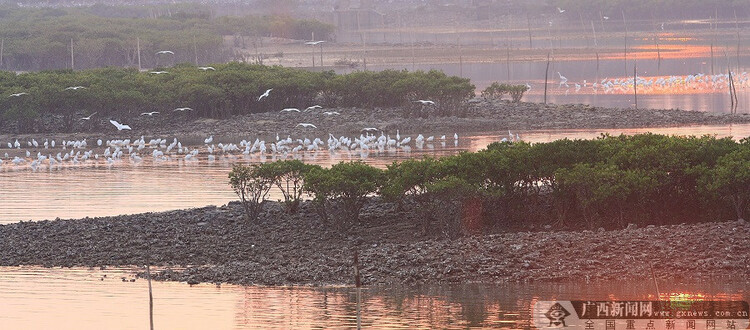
xmin=356 ymin=54 xmax=750 ymax=114
xmin=0 ymin=266 xmax=747 ymax=329
xmin=335 ymin=19 xmax=750 ymax=113
xmin=1 ymin=125 xmax=750 ymax=224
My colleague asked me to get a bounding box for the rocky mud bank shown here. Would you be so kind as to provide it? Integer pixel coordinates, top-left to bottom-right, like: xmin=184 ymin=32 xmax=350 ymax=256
xmin=2 ymin=100 xmax=749 ymax=142
xmin=1 ymin=199 xmax=748 ymax=286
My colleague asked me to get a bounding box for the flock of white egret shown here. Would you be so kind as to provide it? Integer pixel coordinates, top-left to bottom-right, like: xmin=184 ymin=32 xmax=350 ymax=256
xmin=0 ymin=129 xmax=529 ymax=172
xmin=555 ymin=72 xmax=750 ymax=94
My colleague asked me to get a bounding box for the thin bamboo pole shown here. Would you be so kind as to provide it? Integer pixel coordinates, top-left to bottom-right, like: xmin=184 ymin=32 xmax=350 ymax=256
xmin=544 ymin=53 xmax=550 ymax=104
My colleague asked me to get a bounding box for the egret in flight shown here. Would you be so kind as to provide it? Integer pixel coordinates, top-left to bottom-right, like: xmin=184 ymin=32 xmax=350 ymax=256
xmin=173 ymin=107 xmax=193 ymax=112
xmin=9 ymin=92 xmax=27 ymax=97
xmin=150 ymin=71 xmax=168 ymax=75
xmin=296 ymin=123 xmax=317 ymax=128
xmin=305 ymin=41 xmax=325 ymax=45
xmin=198 ymin=66 xmax=215 ymax=71
xmin=156 ymin=50 xmax=174 ymax=55
xmin=281 ymin=108 xmax=300 ymax=113
xmin=304 ymin=105 xmax=323 ymax=112
xmin=415 ymin=100 xmax=435 ymax=105
xmin=322 ymin=111 xmax=340 ymax=115
xmin=557 ymin=7 xmax=565 ymax=13
xmin=65 ymin=86 xmax=87 ymax=91
xmin=258 ymin=89 xmax=272 ymax=101
xmin=140 ymin=111 xmax=159 ymax=116
xmin=557 ymin=72 xmax=569 ymax=88
xmin=79 ymin=112 xmax=97 ymax=121
xmin=110 ymin=120 xmax=131 ymax=131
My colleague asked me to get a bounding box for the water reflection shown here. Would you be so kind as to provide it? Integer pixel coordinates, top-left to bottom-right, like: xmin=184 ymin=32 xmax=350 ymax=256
xmin=0 ymin=267 xmax=746 ymax=329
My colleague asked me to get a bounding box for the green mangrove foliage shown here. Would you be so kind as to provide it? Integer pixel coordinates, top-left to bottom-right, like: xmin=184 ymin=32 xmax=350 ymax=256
xmin=229 ymin=164 xmax=274 ymax=222
xmin=0 ymin=65 xmax=475 ymax=132
xmin=228 ymin=134 xmax=750 ymax=234
xmin=257 ymin=160 xmax=317 ymax=213
xmin=0 ymin=5 xmax=334 ymax=71
xmin=303 ymin=162 xmax=384 ymax=230
xmin=481 ymin=82 xmax=529 ymax=103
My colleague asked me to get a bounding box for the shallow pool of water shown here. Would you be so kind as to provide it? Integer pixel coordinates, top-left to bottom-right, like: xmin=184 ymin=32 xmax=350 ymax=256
xmin=0 ymin=266 xmax=746 ymax=329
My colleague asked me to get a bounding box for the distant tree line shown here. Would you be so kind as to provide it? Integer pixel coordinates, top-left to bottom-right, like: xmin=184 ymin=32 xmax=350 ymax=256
xmin=0 ymin=63 xmax=475 ymax=132
xmin=0 ymin=5 xmax=335 ymax=71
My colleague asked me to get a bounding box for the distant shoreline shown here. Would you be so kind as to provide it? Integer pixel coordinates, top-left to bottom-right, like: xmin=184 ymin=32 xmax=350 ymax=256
xmin=1 ymin=199 xmax=748 ymax=286
xmin=2 ymin=100 xmax=749 ymax=142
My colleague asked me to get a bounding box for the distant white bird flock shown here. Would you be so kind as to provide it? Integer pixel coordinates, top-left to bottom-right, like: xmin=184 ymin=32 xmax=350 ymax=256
xmin=0 ymin=127 xmax=479 ymax=172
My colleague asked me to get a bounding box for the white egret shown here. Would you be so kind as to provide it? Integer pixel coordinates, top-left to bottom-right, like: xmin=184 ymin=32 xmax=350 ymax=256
xmin=305 ymin=41 xmax=325 ymax=45
xmin=9 ymin=92 xmax=27 ymax=97
xmin=281 ymin=108 xmax=300 ymax=113
xmin=258 ymin=89 xmax=272 ymax=101
xmin=150 ymin=71 xmax=168 ymax=75
xmin=296 ymin=123 xmax=317 ymax=128
xmin=79 ymin=112 xmax=97 ymax=121
xmin=322 ymin=111 xmax=340 ymax=115
xmin=198 ymin=66 xmax=215 ymax=71
xmin=415 ymin=100 xmax=435 ymax=105
xmin=140 ymin=111 xmax=159 ymax=116
xmin=173 ymin=107 xmax=193 ymax=112
xmin=156 ymin=50 xmax=174 ymax=55
xmin=109 ymin=120 xmax=132 ymax=131
xmin=65 ymin=86 xmax=87 ymax=91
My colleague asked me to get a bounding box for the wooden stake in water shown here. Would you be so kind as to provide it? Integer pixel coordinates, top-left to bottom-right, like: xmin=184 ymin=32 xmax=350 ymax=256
xmin=526 ymin=14 xmax=533 ymax=49
xmin=146 ymin=262 xmax=154 ymax=330
xmin=70 ymin=38 xmax=74 ymax=70
xmin=311 ymin=32 xmax=315 ymax=68
xmin=137 ymin=37 xmax=141 ymax=71
xmin=591 ymin=21 xmax=597 ymax=47
xmin=711 ymin=42 xmax=715 ymax=76
xmin=354 ymin=250 xmax=362 ymax=330
xmin=544 ymin=53 xmax=550 ymax=104
xmin=634 ymin=61 xmax=638 ymax=110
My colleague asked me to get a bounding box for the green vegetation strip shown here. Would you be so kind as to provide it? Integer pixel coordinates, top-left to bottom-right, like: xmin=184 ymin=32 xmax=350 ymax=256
xmin=0 ymin=64 xmax=474 ymax=131
xmin=230 ymin=134 xmax=750 ymax=235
